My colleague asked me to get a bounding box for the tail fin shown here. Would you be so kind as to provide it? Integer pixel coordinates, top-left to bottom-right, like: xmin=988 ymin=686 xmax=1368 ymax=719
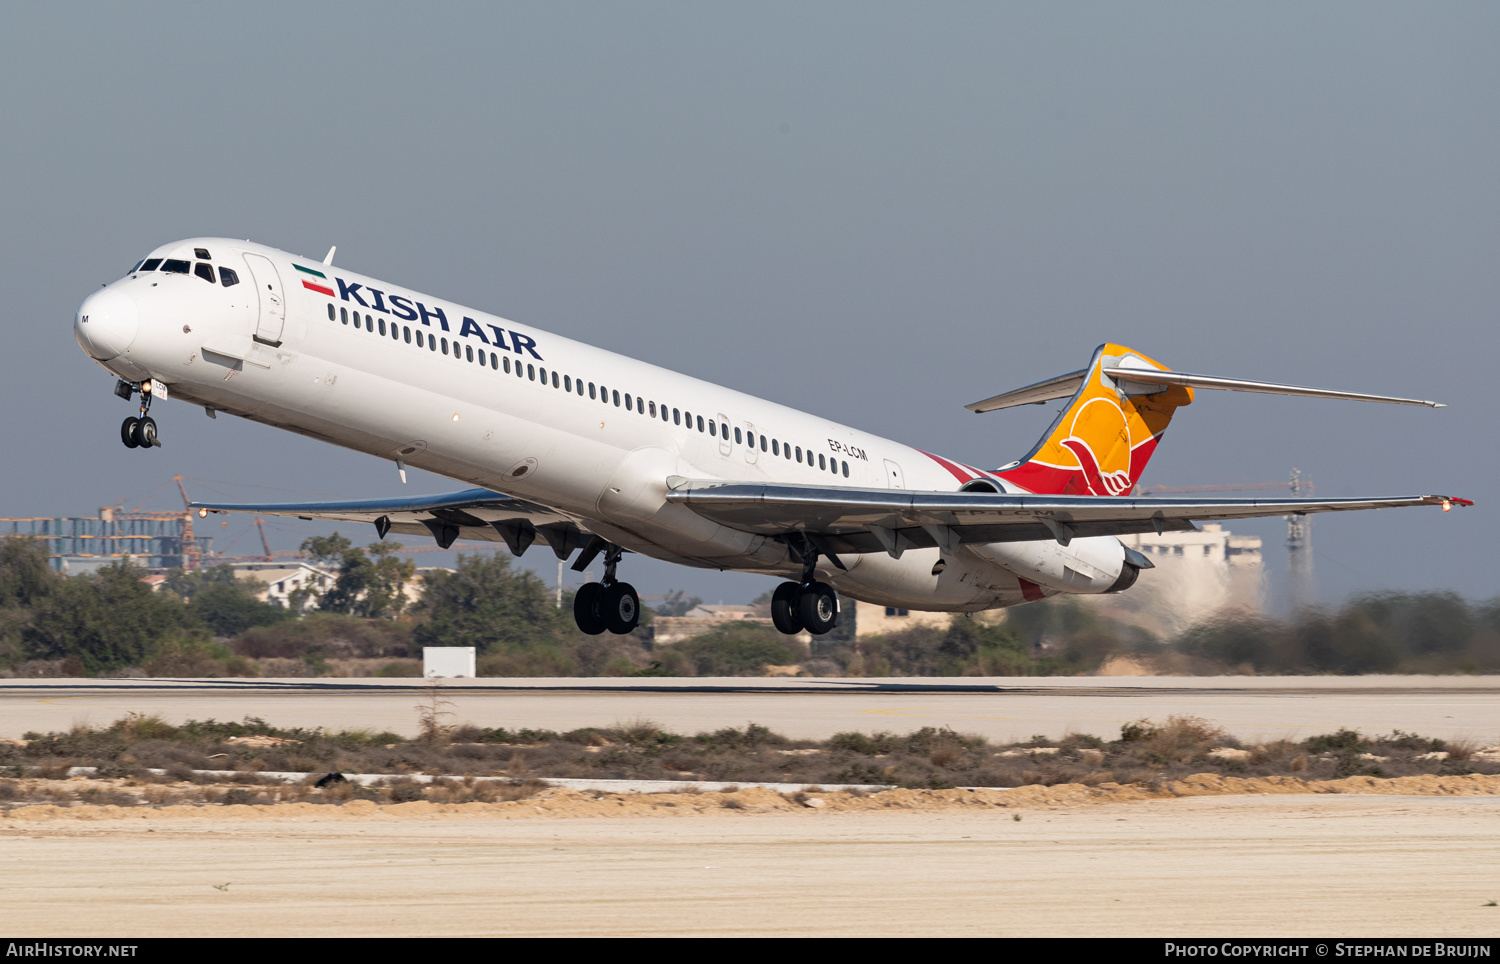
xmin=988 ymin=343 xmax=1193 ymax=496
xmin=971 ymin=343 xmax=1445 ymax=496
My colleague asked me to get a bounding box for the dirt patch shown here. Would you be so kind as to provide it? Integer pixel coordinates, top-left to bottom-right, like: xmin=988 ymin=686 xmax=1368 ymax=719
xmin=6 ymin=770 xmax=1500 ymax=822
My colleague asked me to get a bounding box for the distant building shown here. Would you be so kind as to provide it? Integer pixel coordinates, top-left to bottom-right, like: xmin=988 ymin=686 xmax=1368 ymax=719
xmin=853 ymin=600 xmax=953 ymax=638
xmin=229 ymin=563 xmax=336 ymax=608
xmin=654 ymin=604 xmax=783 ymax=644
xmin=1087 ymin=524 xmax=1264 ymax=637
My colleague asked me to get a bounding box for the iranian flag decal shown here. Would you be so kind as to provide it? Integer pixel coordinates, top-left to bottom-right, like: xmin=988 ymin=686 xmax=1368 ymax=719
xmin=294 ymin=263 xmax=335 ymax=297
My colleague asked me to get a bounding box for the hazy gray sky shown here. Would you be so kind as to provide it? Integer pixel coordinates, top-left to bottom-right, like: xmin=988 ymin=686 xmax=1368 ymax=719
xmin=3 ymin=3 xmax=1495 ymax=609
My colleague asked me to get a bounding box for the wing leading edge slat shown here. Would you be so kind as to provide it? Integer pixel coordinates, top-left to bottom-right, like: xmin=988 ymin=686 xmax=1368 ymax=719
xmin=189 ymin=488 xmax=593 ymax=555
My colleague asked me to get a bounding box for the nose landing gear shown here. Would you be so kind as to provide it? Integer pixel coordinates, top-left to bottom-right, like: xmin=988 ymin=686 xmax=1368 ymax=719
xmin=572 ymin=542 xmax=640 ymax=636
xmin=116 ymin=380 xmax=161 ymax=450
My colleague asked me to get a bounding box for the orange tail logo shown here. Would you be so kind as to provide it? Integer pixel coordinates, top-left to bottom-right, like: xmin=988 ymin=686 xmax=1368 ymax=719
xmin=998 ymin=344 xmax=1194 ymax=496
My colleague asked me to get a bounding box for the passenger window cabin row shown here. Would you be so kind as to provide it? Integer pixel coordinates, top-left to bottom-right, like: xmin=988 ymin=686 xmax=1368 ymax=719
xmin=131 ymin=247 xmax=240 ymax=287
xmin=325 ymin=302 xmax=852 ymax=479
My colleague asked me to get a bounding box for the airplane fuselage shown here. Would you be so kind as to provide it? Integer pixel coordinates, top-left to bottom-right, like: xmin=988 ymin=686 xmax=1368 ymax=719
xmin=73 ymin=237 xmax=1138 ymax=612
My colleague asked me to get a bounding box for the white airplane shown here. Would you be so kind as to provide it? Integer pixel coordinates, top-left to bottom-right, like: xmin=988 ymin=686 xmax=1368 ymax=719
xmin=74 ymin=238 xmax=1469 ymax=636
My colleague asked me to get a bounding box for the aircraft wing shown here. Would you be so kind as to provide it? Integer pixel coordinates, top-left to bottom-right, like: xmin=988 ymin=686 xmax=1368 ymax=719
xmin=190 ymin=488 xmax=595 ymax=558
xmin=663 ymin=480 xmax=1471 ymax=557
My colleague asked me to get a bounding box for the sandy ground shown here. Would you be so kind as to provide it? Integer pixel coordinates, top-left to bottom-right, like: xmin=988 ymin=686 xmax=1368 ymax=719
xmin=5 ymin=778 xmax=1500 ymax=936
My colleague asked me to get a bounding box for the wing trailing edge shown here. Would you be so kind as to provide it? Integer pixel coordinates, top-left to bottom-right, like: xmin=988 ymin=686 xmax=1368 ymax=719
xmin=664 ymin=479 xmax=1470 ymax=556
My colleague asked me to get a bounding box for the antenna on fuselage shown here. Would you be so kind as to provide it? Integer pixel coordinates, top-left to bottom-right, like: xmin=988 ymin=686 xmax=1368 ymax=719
xmin=322 ymin=245 xmax=337 ymax=266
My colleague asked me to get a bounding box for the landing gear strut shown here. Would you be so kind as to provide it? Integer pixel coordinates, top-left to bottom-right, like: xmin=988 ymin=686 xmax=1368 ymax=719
xmin=770 ymin=535 xmax=841 ymax=636
xmin=117 ymin=380 xmax=160 ymax=450
xmin=573 ymin=542 xmax=640 ymax=636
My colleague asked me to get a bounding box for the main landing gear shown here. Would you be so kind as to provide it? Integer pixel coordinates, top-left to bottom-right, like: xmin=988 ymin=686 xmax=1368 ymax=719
xmin=116 ymin=379 xmax=161 ymax=450
xmin=573 ymin=543 xmax=640 ymax=636
xmin=770 ymin=535 xmax=842 ymax=636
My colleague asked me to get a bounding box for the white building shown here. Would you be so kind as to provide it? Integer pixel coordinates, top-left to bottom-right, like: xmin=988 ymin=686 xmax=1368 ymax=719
xmin=231 ymin=562 xmax=336 ymax=608
xmin=1090 ymin=524 xmax=1264 ymax=637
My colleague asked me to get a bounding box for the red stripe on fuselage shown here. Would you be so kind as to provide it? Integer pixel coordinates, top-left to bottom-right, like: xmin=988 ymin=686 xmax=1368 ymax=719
xmin=919 ymin=450 xmax=973 ymax=484
xmin=302 ymin=280 xmax=335 ymax=296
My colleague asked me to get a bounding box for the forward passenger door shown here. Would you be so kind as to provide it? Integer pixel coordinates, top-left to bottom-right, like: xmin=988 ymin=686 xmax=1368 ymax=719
xmin=243 ymin=253 xmax=286 ymax=345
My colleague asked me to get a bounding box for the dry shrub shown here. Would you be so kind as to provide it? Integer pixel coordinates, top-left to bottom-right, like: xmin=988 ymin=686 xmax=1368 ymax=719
xmin=388 ymin=780 xmax=425 ymax=803
xmin=1249 ymin=740 xmax=1299 ymax=765
xmin=1444 ymin=738 xmax=1478 ymax=762
xmin=1124 ymin=716 xmax=1233 ymax=761
xmin=611 ymin=717 xmax=668 ymax=745
xmin=316 ymin=780 xmax=357 ymax=803
xmin=416 ymin=682 xmax=456 ymax=746
xmin=143 ymin=785 xmax=179 ymax=805
xmin=115 ymin=712 xmax=178 ymax=742
xmin=929 ymin=739 xmax=963 ymax=768
xmin=222 ymin=788 xmax=265 ymax=805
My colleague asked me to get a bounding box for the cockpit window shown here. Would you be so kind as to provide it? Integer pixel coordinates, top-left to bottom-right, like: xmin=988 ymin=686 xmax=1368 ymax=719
xmin=140 ymin=259 xmax=163 ymax=272
xmin=219 ymin=266 xmax=239 ymax=287
xmin=161 ymin=259 xmax=190 ymax=274
xmin=130 ymin=260 xmax=144 ymax=273
xmin=194 ymin=263 xmax=215 ymax=283
xmin=194 ymin=247 xmax=211 ymax=260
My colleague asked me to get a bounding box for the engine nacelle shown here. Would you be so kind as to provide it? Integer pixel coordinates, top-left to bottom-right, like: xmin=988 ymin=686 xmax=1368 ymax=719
xmin=969 ymin=536 xmax=1149 ymax=595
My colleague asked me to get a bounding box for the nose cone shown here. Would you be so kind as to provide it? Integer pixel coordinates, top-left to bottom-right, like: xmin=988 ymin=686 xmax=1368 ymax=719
xmin=75 ymin=287 xmax=139 ymax=360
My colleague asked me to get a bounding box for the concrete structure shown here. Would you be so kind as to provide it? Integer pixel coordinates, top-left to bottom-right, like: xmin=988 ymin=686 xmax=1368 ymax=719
xmin=853 ymin=599 xmax=953 ymax=638
xmin=4 ymin=506 xmax=213 ymax=571
xmin=423 ymin=647 xmax=476 ymax=679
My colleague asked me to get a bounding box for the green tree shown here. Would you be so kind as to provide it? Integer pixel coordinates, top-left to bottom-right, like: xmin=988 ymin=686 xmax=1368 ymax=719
xmin=161 ymin=564 xmax=291 ymax=637
xmin=318 ymin=540 xmax=415 ymax=619
xmin=665 ymin=623 xmax=803 ymax=676
xmin=0 ymin=537 xmax=56 ymax=608
xmin=300 ymin=533 xmax=352 ymax=567
xmin=24 ymin=561 xmax=201 ymax=674
xmin=654 ymin=589 xmax=703 ymax=617
xmin=0 ymin=538 xmax=58 ymax=667
xmin=413 ymin=553 xmax=565 ymax=652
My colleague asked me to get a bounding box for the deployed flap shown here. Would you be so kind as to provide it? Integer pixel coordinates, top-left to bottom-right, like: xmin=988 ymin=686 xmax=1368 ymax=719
xmin=664 ymin=480 xmax=1469 ymax=554
xmin=191 ymin=488 xmax=591 ymax=553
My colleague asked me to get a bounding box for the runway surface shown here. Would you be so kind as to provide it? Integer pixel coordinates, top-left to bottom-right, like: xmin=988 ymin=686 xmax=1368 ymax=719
xmin=4 ymin=676 xmax=1499 ymax=743
xmin=5 ymin=796 xmax=1499 ymax=937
